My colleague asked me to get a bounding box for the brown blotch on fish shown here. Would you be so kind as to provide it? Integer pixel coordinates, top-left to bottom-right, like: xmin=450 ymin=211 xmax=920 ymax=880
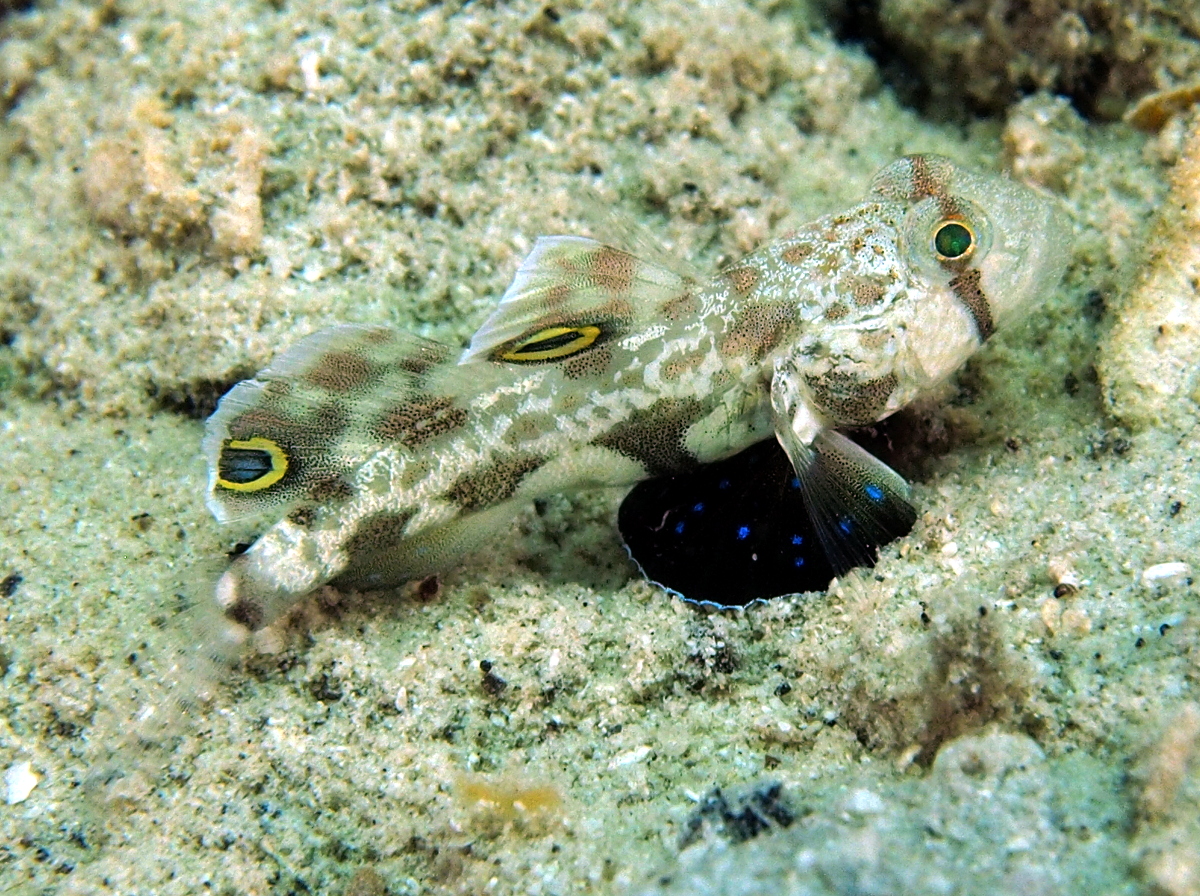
xmin=288 ymin=506 xmax=317 ymax=528
xmin=806 ymin=371 xmax=898 ymax=425
xmin=824 ymin=301 xmax=849 ymax=322
xmin=261 ymin=380 xmax=292 ymax=400
xmin=725 ymin=266 xmax=759 ymax=296
xmin=782 ymin=242 xmax=813 ymax=265
xmin=908 ymin=155 xmax=949 ymax=201
xmin=372 ymin=396 xmax=469 ymax=450
xmin=853 ymin=281 xmax=886 ymax=306
xmin=227 ymin=408 xmax=289 ymax=443
xmin=447 ymin=454 xmax=545 ymax=511
xmin=342 ymin=510 xmax=417 ymax=560
xmin=661 ymin=290 xmax=700 ymax=321
xmin=936 ymin=196 xmax=964 ymax=220
xmin=594 ymin=398 xmax=703 ymax=476
xmin=594 ymin=298 xmax=636 ymax=327
xmin=309 ymin=475 xmax=355 ymax=504
xmin=396 ymin=343 xmax=452 ymax=376
xmin=228 ymin=403 xmax=350 ymax=450
xmin=661 ymin=350 xmax=707 ymax=381
xmin=504 ymin=412 xmax=558 ymax=447
xmin=563 ymin=345 xmax=611 ymax=380
xmin=948 ymin=268 xmax=995 ymax=341
xmin=587 ymin=246 xmax=638 ymax=294
xmin=661 ymin=360 xmax=687 ymax=381
xmin=539 ymin=282 xmax=573 ymax=309
xmin=364 ymin=327 xmax=395 ymax=344
xmin=719 ymin=303 xmax=796 ymax=362
xmin=304 ymin=351 xmax=376 ymax=393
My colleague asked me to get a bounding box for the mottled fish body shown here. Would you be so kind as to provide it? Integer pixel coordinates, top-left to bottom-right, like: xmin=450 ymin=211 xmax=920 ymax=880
xmin=203 ymin=155 xmax=1069 ymax=634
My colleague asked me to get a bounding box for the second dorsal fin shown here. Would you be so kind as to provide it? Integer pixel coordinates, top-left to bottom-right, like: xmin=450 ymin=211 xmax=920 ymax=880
xmin=203 ymin=324 xmax=464 ymax=523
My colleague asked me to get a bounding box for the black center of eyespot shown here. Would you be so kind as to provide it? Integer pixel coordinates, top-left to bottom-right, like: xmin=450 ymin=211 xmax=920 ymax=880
xmin=934 ymin=221 xmax=974 ymax=260
xmin=219 ymin=447 xmax=275 ymax=484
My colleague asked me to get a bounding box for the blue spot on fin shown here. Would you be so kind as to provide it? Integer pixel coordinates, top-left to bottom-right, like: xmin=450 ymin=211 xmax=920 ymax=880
xmin=775 ymin=428 xmax=916 ymax=580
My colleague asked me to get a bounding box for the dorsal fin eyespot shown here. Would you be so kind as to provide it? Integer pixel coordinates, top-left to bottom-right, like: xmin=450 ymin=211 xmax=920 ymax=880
xmin=460 ymin=235 xmax=686 ymax=365
xmin=203 ymin=324 xmax=465 ymax=523
xmin=216 ymin=437 xmax=289 ymax=492
xmin=496 ymin=324 xmax=605 ymax=364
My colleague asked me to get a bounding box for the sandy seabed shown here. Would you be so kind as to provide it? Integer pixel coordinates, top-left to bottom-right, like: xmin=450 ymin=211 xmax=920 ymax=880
xmin=2 ymin=1 xmax=1200 ymax=894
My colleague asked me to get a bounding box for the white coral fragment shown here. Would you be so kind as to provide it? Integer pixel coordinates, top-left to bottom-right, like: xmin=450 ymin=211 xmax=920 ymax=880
xmin=4 ymin=761 xmax=38 ymax=805
xmin=1141 ymin=562 xmax=1191 ymax=588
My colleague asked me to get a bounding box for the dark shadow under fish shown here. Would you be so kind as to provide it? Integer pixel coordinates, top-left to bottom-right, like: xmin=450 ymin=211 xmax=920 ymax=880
xmin=618 ymin=435 xmax=917 ymax=608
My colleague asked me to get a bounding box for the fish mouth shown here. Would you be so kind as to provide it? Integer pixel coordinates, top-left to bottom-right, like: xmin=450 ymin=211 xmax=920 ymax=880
xmin=979 ymin=187 xmax=1073 ymax=331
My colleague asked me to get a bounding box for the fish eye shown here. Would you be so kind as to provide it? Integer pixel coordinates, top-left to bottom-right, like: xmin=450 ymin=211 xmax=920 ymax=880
xmin=933 ymin=220 xmax=975 ymax=261
xmin=902 ymin=197 xmax=991 ymax=280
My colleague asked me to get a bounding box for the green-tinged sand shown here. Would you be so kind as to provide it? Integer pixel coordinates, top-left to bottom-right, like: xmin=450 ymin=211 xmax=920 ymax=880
xmin=1 ymin=1 xmax=1199 ymax=894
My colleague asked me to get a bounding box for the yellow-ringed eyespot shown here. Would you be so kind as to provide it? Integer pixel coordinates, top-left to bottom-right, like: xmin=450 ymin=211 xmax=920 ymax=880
xmin=498 ymin=325 xmax=602 ymax=363
xmin=933 ymin=220 xmax=975 ymax=261
xmin=216 ymin=437 xmax=289 ymax=492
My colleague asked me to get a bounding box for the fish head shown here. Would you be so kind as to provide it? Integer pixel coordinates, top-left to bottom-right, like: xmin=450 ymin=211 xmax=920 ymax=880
xmin=778 ymin=154 xmax=1071 ymax=431
xmin=875 ymin=154 xmax=1073 ymax=395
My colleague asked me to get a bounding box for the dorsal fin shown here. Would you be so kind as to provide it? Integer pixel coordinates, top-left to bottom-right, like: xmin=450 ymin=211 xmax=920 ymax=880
xmin=203 ymin=324 xmax=463 ymax=523
xmin=572 ymin=187 xmax=707 ymax=283
xmin=459 ymin=236 xmax=689 ymax=365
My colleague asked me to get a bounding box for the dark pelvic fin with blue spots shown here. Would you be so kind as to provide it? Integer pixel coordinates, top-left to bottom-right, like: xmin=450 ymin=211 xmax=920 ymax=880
xmin=778 ymin=428 xmax=917 ymax=582
xmin=617 ymin=432 xmax=916 ymax=608
xmin=617 ymin=439 xmax=835 ymax=607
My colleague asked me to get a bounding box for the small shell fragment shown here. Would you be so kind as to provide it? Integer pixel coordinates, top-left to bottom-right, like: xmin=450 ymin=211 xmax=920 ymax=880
xmin=608 ymin=745 xmax=652 ymax=769
xmin=843 ymin=788 xmax=885 ymax=815
xmin=1125 ymin=84 xmax=1200 ymax=133
xmin=299 ymin=51 xmax=322 ymax=93
xmin=1048 ymin=556 xmax=1082 ymax=597
xmin=1141 ymin=562 xmax=1192 ymax=588
xmin=4 ymin=761 xmax=39 ymax=804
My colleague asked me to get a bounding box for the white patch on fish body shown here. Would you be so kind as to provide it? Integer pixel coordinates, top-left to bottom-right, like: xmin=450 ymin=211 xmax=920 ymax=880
xmin=619 ymin=325 xmax=668 ymax=351
xmin=201 ymin=154 xmax=1071 ymax=637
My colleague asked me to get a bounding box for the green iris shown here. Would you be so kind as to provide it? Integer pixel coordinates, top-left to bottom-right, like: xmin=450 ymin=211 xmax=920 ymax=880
xmin=934 ymin=221 xmax=974 ymax=259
